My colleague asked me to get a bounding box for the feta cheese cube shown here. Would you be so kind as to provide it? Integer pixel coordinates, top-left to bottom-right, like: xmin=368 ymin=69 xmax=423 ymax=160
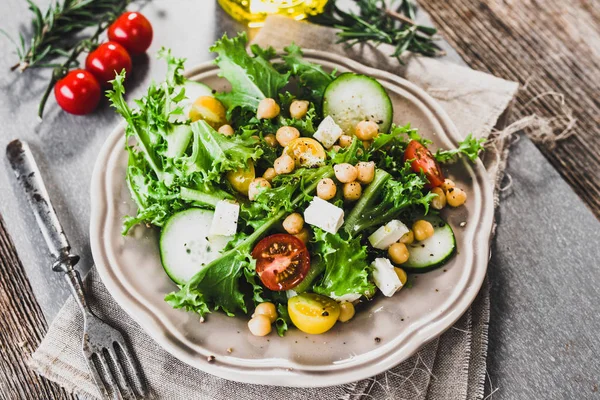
xmin=209 ymin=200 xmax=239 ymax=236
xmin=368 ymin=220 xmax=409 ymax=250
xmin=313 ymin=115 xmax=343 ymax=149
xmin=303 ymin=196 xmax=344 ymax=234
xmin=371 ymin=258 xmax=403 ymax=297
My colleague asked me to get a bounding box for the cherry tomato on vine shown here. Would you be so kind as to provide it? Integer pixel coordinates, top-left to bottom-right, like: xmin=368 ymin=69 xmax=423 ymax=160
xmin=54 ymin=70 xmax=101 ymax=115
xmin=404 ymin=140 xmax=445 ymax=188
xmin=85 ymin=41 xmax=132 ymax=87
xmin=251 ymin=234 xmax=310 ymax=291
xmin=107 ymin=12 xmax=153 ymax=55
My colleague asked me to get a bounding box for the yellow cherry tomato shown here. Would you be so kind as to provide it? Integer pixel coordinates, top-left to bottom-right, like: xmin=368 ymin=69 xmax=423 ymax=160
xmin=288 ymin=293 xmax=340 ymax=334
xmin=189 ymin=96 xmax=226 ymax=128
xmin=284 ymin=137 xmax=327 ymax=168
xmin=226 ymin=161 xmax=255 ymax=195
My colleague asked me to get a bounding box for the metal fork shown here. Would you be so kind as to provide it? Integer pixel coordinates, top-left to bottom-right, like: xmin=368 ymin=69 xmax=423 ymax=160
xmin=7 ymin=140 xmax=147 ymax=400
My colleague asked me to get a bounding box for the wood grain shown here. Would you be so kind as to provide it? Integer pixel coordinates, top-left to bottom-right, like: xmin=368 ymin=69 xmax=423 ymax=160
xmin=0 ymin=215 xmax=75 ymax=400
xmin=418 ymin=0 xmax=600 ymax=219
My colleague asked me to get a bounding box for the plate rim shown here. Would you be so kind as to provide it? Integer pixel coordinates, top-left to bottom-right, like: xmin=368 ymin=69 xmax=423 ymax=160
xmin=90 ymin=49 xmax=494 ymax=387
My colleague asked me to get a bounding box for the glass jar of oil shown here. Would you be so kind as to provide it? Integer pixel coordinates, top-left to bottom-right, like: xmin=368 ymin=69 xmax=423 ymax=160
xmin=218 ymin=0 xmax=328 ymax=27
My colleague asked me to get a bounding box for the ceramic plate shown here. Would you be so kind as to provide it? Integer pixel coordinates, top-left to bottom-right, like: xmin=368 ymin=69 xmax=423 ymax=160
xmin=90 ymin=50 xmax=494 ymax=387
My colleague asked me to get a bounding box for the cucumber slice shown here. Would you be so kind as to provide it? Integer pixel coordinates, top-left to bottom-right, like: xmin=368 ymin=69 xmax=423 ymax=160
xmin=160 ymin=208 xmax=231 ymax=284
xmin=403 ymin=218 xmax=456 ymax=273
xmin=169 ymin=80 xmax=214 ymax=123
xmin=323 ymin=73 xmax=393 ymax=135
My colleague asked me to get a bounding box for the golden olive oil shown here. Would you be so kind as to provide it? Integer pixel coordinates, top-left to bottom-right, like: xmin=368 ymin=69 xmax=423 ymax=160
xmin=218 ymin=0 xmax=328 ymax=27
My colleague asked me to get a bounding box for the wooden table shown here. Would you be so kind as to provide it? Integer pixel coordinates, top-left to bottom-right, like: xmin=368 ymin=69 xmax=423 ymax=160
xmin=1 ymin=1 xmax=599 ymax=398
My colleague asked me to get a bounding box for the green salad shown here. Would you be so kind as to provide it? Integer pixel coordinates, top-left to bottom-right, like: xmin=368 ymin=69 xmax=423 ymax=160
xmin=107 ymin=33 xmax=484 ymax=337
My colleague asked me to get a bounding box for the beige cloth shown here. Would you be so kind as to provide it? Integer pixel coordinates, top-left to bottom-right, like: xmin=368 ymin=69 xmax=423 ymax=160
xmin=28 ymin=16 xmax=518 ymax=400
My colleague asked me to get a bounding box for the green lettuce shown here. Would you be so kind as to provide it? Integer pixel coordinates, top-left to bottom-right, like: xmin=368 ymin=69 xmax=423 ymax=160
xmin=311 ymin=229 xmax=376 ymax=300
xmin=211 ymin=33 xmax=290 ymax=114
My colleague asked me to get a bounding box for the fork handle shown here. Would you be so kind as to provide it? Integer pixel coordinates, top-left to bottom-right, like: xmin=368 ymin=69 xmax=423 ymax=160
xmin=6 ymin=140 xmax=81 ymax=273
xmin=6 ymin=140 xmax=90 ymax=314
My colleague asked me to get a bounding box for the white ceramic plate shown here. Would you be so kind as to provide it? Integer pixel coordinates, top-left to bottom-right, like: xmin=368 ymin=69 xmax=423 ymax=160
xmin=90 ymin=50 xmax=494 ymax=387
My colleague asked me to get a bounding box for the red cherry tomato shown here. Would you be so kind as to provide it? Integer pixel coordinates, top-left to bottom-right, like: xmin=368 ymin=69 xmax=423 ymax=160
xmin=85 ymin=41 xmax=132 ymax=87
xmin=107 ymin=12 xmax=153 ymax=55
xmin=54 ymin=70 xmax=101 ymax=115
xmin=251 ymin=234 xmax=310 ymax=291
xmin=404 ymin=140 xmax=445 ymax=187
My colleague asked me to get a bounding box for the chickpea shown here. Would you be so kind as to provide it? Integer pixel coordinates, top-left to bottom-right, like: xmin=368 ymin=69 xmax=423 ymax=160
xmin=394 ymin=267 xmax=408 ymax=287
xmin=334 ymin=163 xmax=358 ymax=183
xmin=257 ymin=98 xmax=280 ymax=119
xmin=290 ymin=100 xmax=309 ymax=119
xmin=343 ymin=182 xmax=362 ymax=201
xmin=264 ymin=133 xmax=278 ymax=148
xmin=332 ymin=145 xmax=342 ymax=152
xmin=431 ymin=187 xmax=447 ymax=210
xmin=248 ymin=315 xmax=272 ymax=336
xmin=274 ymin=154 xmax=295 ymax=175
xmin=413 ymin=220 xmax=434 ymax=241
xmin=338 ymin=135 xmax=353 ymax=148
xmin=362 ymin=140 xmax=372 ymax=150
xmin=283 ymin=213 xmax=304 ymax=235
xmin=263 ymin=167 xmax=277 ymax=183
xmin=248 ymin=178 xmax=271 ymax=201
xmin=355 ymin=120 xmax=379 ymax=140
xmin=356 ymin=161 xmax=375 ymax=184
xmin=399 ymin=230 xmax=415 ymax=245
xmin=218 ymin=124 xmax=234 ymax=137
xmin=276 ymin=126 xmax=300 ymax=147
xmin=293 ymin=227 xmax=311 ymax=244
xmin=388 ymin=243 xmax=409 ymax=264
xmin=253 ymin=302 xmax=278 ymax=323
xmin=338 ymin=302 xmax=355 ymax=323
xmin=317 ymin=178 xmax=337 ymax=200
xmin=447 ymin=187 xmax=467 ymax=207
xmin=441 ymin=178 xmax=456 ymax=192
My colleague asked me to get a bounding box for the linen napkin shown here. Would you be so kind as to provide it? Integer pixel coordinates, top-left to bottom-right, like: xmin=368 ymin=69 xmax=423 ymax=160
xmin=28 ymin=16 xmax=518 ymax=400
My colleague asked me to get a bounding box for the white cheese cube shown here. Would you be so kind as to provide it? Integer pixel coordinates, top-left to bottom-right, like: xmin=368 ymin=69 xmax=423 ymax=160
xmin=371 ymin=258 xmax=403 ymax=297
xmin=329 ymin=292 xmax=362 ymax=303
xmin=368 ymin=220 xmax=409 ymax=250
xmin=209 ymin=200 xmax=239 ymax=236
xmin=313 ymin=115 xmax=343 ymax=149
xmin=286 ymin=290 xmax=298 ymax=299
xmin=303 ymin=196 xmax=344 ymax=234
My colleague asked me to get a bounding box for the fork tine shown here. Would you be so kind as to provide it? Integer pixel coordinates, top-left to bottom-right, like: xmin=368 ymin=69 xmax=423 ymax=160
xmin=95 ymin=352 xmax=125 ymax=400
xmin=86 ymin=353 xmax=111 ymax=400
xmin=114 ymin=341 xmax=147 ymax=397
xmin=105 ymin=347 xmax=137 ymax=400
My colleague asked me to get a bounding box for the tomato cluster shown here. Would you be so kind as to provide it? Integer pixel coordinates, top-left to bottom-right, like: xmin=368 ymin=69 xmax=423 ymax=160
xmin=54 ymin=12 xmax=153 ymax=115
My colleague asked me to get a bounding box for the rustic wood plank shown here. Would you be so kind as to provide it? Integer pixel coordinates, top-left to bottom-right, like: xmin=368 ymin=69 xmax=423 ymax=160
xmin=418 ymin=0 xmax=600 ymax=219
xmin=0 ymin=214 xmax=75 ymax=400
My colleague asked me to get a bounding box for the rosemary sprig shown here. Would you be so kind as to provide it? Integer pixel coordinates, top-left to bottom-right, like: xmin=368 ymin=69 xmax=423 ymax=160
xmin=309 ymin=0 xmax=444 ymax=61
xmin=10 ymin=0 xmax=131 ymax=72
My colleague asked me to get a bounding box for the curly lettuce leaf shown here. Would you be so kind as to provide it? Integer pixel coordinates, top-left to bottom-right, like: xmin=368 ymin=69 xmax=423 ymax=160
xmin=281 ymin=43 xmax=336 ymax=105
xmin=211 ymin=33 xmax=290 ymax=114
xmin=435 ymin=133 xmax=486 ymax=163
xmin=187 ymin=120 xmax=263 ymax=182
xmin=311 ymin=229 xmax=376 ymax=300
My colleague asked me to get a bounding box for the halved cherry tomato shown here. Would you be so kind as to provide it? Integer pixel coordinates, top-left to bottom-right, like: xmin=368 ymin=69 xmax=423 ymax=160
xmin=284 ymin=137 xmax=326 ymax=167
xmin=85 ymin=41 xmax=132 ymax=87
xmin=226 ymin=161 xmax=255 ymax=195
xmin=288 ymin=293 xmax=340 ymax=334
xmin=107 ymin=12 xmax=153 ymax=55
xmin=251 ymin=234 xmax=310 ymax=291
xmin=403 ymin=140 xmax=445 ymax=187
xmin=54 ymin=69 xmax=101 ymax=115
